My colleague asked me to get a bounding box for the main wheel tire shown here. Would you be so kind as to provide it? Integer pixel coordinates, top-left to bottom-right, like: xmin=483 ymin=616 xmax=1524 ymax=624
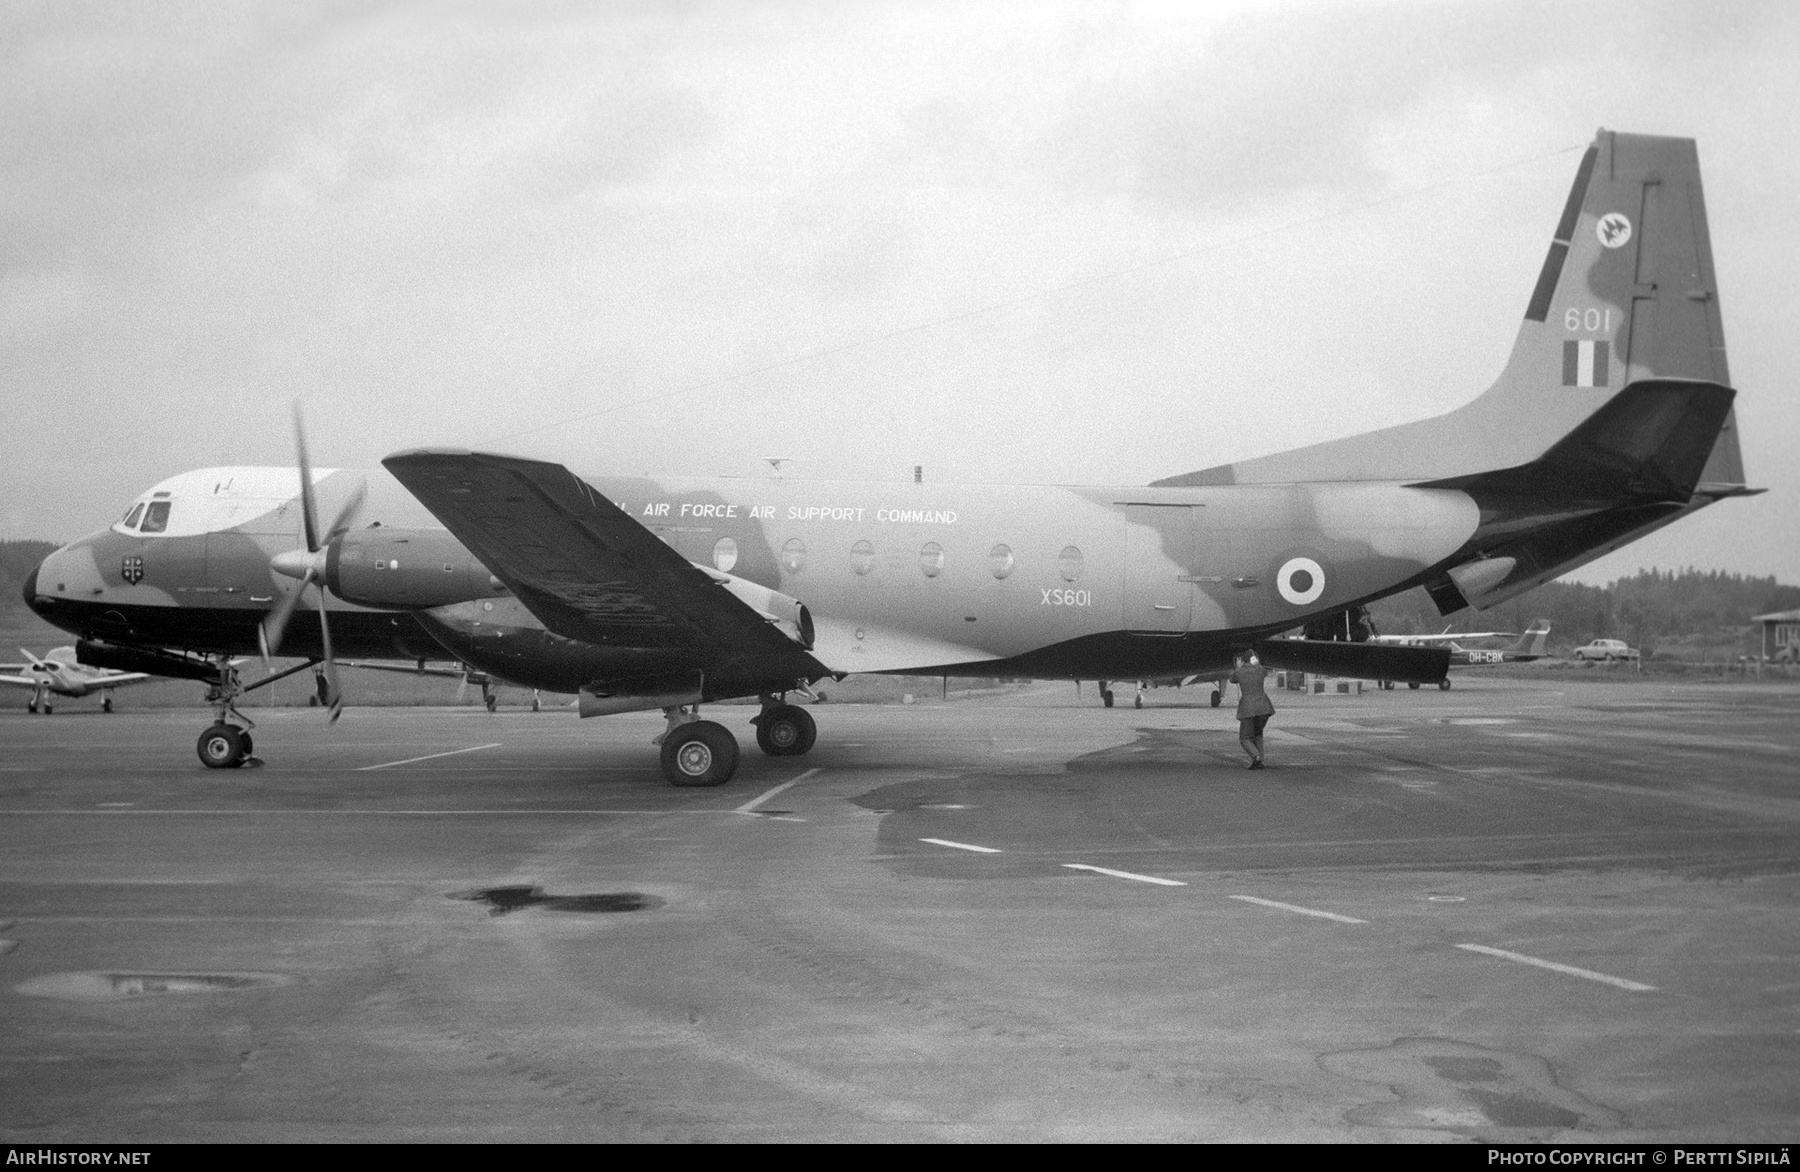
xmin=1439 ymin=679 xmax=1452 ymax=691
xmin=102 ymin=696 xmax=113 ymax=713
xmin=1134 ymin=694 xmax=1143 ymax=709
xmin=1210 ymin=690 xmax=1222 ymax=708
xmin=755 ymin=705 xmax=816 ymax=757
xmin=197 ymin=725 xmax=247 ymax=769
xmin=485 ymin=694 xmax=498 ymax=713
xmin=1101 ymin=689 xmax=1114 ymax=708
xmin=1408 ymin=682 xmax=1421 ymax=690
xmin=26 ymin=702 xmax=36 ymax=714
xmin=43 ymin=704 xmax=52 ymax=715
xmin=661 ymin=720 xmax=739 ymax=787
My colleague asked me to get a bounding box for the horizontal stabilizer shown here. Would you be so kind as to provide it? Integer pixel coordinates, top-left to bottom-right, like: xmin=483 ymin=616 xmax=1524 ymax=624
xmin=1419 ymin=379 xmax=1735 ymax=501
xmin=1253 ymin=639 xmax=1449 ymax=684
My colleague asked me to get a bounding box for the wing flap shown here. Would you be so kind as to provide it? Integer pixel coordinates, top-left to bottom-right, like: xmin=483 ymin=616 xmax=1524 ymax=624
xmin=383 ymin=450 xmax=823 ymax=679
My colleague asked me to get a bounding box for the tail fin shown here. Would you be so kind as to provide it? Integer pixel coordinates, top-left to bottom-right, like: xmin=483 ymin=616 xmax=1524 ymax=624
xmin=1508 ymin=621 xmax=1551 ymax=659
xmin=1156 ymin=129 xmax=1744 ymax=488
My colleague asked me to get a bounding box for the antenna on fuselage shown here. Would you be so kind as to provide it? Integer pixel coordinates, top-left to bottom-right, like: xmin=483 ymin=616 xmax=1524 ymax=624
xmin=762 ymin=457 xmax=793 ymax=477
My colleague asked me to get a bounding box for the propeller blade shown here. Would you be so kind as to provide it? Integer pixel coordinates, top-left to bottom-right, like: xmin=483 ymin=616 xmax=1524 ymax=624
xmin=454 ymin=669 xmax=470 ymax=704
xmin=294 ymin=403 xmax=322 ymax=553
xmin=259 ymin=568 xmax=315 ymax=666
xmin=322 ymin=479 xmax=366 ymax=547
xmin=316 ymin=586 xmax=343 ymax=723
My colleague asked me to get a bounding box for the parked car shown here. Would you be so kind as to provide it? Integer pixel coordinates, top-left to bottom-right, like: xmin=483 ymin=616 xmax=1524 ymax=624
xmin=1574 ymin=638 xmax=1639 ymax=662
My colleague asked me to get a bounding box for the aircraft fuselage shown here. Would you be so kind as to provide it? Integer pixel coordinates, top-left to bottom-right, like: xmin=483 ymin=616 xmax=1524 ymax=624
xmin=27 ymin=466 xmax=1484 ymax=692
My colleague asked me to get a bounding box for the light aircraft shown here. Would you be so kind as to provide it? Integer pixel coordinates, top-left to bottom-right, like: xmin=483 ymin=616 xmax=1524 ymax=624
xmin=23 ymin=130 xmax=1757 ymax=784
xmin=1376 ymin=620 xmax=1554 ymax=690
xmin=1370 ymin=625 xmax=1518 ymax=645
xmin=1 ymin=646 xmax=152 ymax=713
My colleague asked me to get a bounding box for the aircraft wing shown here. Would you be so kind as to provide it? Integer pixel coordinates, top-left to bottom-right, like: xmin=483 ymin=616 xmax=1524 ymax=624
xmin=0 ymin=674 xmax=41 ymax=688
xmin=382 ymin=450 xmax=826 ymax=681
xmin=1373 ymin=632 xmax=1513 ymax=644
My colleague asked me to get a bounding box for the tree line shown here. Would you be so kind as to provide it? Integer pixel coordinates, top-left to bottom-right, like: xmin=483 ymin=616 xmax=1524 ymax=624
xmin=1367 ymin=568 xmax=1800 ymax=657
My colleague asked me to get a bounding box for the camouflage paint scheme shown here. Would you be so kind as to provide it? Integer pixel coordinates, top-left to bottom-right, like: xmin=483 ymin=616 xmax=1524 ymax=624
xmin=26 ymin=466 xmax=465 ymax=664
xmin=24 ymin=129 xmax=1751 ymax=720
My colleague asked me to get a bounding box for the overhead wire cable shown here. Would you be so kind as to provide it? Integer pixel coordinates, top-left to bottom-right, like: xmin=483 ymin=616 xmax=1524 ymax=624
xmin=485 ymin=142 xmax=1586 ymax=446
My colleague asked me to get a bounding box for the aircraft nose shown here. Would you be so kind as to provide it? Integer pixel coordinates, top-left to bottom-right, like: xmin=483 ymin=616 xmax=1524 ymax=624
xmin=21 ymin=561 xmax=39 ymax=610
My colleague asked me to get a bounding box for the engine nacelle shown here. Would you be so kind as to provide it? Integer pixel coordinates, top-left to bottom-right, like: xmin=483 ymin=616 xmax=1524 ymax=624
xmin=326 ymin=528 xmax=506 ymax=610
xmin=695 ymin=564 xmax=814 ymax=649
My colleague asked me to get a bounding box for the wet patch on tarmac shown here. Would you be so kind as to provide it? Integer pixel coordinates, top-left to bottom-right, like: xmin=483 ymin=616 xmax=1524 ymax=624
xmin=1063 ymin=727 xmax=1236 ymax=773
xmin=1321 ymin=1037 xmax=1621 ymax=1138
xmin=16 ymin=970 xmax=296 ymax=1001
xmin=451 ymin=886 xmax=664 ymax=917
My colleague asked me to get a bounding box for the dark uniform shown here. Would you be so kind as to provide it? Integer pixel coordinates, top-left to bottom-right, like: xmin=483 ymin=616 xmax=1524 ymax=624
xmin=1229 ymin=660 xmax=1274 ymax=768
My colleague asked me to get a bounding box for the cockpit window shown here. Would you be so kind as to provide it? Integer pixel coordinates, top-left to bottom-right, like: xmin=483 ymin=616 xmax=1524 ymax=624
xmin=123 ymin=503 xmax=145 ymax=529
xmin=140 ymin=500 xmax=172 ymax=533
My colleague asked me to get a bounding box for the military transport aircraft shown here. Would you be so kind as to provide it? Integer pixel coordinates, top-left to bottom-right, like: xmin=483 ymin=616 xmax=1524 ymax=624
xmin=1 ymin=647 xmax=152 ymax=713
xmin=23 ymin=129 xmax=1756 ymax=785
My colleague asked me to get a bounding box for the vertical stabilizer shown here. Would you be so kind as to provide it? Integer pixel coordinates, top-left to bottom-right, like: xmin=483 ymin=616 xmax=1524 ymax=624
xmin=1156 ymin=129 xmax=1744 ymax=487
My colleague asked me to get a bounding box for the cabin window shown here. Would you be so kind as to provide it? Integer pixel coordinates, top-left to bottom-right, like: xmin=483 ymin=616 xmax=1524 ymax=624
xmin=1058 ymin=545 xmax=1084 ymax=582
xmin=919 ymin=542 xmax=944 ymax=578
xmin=850 ymin=540 xmax=875 ymax=576
xmin=781 ymin=538 xmax=806 ymax=573
xmin=712 ymin=537 xmax=738 ymax=573
xmin=123 ymin=503 xmax=145 ymax=529
xmin=140 ymin=500 xmax=172 ymax=533
xmin=989 ymin=544 xmax=1014 ymax=579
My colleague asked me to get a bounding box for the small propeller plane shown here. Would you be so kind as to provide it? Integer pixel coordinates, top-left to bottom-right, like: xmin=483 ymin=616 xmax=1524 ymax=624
xmin=23 ymin=129 xmax=1758 ymax=784
xmin=1 ymin=647 xmax=152 ymax=713
xmin=1375 ymin=620 xmax=1554 ymax=690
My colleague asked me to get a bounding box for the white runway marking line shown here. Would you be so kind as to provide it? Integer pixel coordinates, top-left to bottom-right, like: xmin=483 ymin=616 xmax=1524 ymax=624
xmin=1229 ymin=895 xmax=1367 ymax=924
xmin=920 ymin=838 xmax=1002 ymax=854
xmin=356 ymin=743 xmax=503 ymax=771
xmin=1456 ymin=944 xmax=1657 ymax=991
xmin=734 ymin=768 xmax=819 ymax=815
xmin=1062 ymin=864 xmax=1186 ymax=887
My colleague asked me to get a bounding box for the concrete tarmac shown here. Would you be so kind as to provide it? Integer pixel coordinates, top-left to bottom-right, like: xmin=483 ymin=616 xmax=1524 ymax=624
xmin=2 ymin=677 xmax=1796 ymax=1142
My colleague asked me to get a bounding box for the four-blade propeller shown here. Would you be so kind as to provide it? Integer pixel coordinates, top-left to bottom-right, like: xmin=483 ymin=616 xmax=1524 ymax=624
xmin=258 ymin=404 xmax=364 ymax=722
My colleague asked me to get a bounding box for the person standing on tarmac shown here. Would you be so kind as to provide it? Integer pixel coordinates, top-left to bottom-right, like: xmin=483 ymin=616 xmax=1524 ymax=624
xmin=1229 ymin=651 xmax=1275 ymax=770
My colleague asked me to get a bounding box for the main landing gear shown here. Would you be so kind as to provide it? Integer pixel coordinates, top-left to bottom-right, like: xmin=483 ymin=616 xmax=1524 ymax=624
xmin=753 ymin=699 xmax=817 ymax=757
xmin=655 ymin=693 xmax=820 ymax=787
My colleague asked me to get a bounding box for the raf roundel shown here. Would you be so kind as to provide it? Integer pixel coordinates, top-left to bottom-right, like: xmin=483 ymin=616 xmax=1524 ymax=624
xmin=1276 ymin=556 xmax=1325 ymax=606
xmin=1596 ymin=212 xmax=1632 ymax=249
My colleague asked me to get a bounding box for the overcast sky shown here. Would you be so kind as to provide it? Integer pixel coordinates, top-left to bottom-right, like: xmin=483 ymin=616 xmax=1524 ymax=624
xmin=4 ymin=0 xmax=1796 ymax=585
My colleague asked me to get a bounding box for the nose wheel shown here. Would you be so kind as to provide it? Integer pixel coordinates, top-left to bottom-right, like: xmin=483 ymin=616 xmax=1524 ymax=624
xmin=197 ymin=724 xmax=256 ymax=769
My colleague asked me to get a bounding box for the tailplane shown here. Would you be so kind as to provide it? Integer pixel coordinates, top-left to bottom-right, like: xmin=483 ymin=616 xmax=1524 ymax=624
xmin=1156 ymin=129 xmax=1744 ymax=489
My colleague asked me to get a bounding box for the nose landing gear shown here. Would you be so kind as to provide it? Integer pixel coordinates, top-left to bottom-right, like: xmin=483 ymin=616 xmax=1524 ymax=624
xmin=197 ymin=724 xmax=256 ymax=769
xmin=196 ymin=657 xmax=263 ymax=769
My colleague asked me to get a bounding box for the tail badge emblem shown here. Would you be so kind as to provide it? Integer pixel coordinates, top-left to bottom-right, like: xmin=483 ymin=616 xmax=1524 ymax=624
xmin=1596 ymin=212 xmax=1632 ymax=249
